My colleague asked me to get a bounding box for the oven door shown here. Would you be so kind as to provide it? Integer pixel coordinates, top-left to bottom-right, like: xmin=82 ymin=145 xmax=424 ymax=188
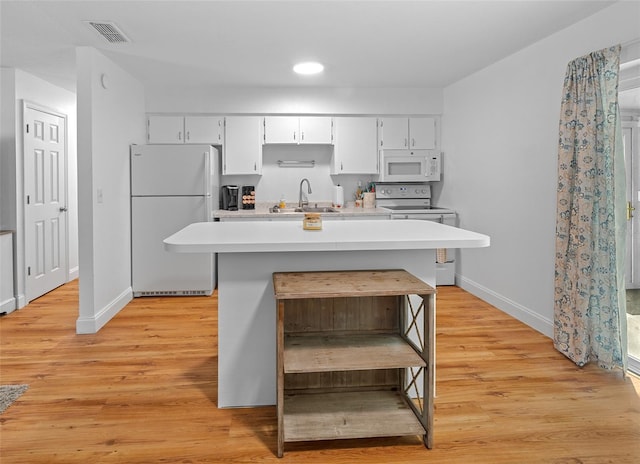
xmin=391 ymin=212 xmax=456 ymax=225
xmin=381 ymin=151 xmax=441 ymax=182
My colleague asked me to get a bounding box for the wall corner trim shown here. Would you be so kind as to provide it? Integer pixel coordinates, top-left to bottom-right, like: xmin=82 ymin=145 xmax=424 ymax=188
xmin=16 ymin=294 xmax=27 ymax=310
xmin=75 ymin=287 xmax=133 ymax=334
xmin=457 ymin=274 xmax=554 ymax=338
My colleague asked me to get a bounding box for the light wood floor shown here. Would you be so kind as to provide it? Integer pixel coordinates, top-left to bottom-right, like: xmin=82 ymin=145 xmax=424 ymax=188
xmin=1 ymin=280 xmax=639 ymax=463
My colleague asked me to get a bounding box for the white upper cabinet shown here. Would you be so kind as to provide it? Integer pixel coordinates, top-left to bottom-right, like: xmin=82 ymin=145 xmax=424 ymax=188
xmin=223 ymin=116 xmax=263 ymax=175
xmin=332 ymin=117 xmax=378 ymax=174
xmin=147 ymin=115 xmax=224 ymax=144
xmin=264 ymin=116 xmax=333 ymax=144
xmin=378 ymin=117 xmax=436 ymax=150
xmin=299 ymin=117 xmax=333 ymax=144
xmin=409 ymin=117 xmax=436 ymax=149
xmin=185 ymin=116 xmax=224 ymax=144
xmin=147 ymin=115 xmax=184 ymax=143
xmin=263 ymin=116 xmax=298 ymax=144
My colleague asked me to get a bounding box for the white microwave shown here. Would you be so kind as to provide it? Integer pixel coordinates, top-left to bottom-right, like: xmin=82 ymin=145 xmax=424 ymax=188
xmin=380 ymin=150 xmax=441 ymax=182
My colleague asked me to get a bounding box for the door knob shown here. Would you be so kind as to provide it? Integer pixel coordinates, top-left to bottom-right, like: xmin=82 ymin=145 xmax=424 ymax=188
xmin=59 ymin=207 xmax=68 ymax=212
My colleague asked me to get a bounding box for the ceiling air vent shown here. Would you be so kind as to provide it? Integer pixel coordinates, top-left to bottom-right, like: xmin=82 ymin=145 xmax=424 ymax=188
xmin=84 ymin=21 xmax=130 ymax=44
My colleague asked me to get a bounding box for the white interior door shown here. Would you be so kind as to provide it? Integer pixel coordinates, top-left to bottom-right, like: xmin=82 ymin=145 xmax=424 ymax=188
xmin=24 ymin=104 xmax=68 ymax=302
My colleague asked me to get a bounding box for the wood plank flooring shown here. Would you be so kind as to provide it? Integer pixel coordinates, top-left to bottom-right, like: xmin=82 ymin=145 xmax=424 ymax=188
xmin=1 ymin=280 xmax=639 ymax=463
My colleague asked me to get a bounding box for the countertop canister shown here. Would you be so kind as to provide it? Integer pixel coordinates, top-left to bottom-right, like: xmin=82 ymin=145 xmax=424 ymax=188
xmin=362 ymin=192 xmax=375 ymax=209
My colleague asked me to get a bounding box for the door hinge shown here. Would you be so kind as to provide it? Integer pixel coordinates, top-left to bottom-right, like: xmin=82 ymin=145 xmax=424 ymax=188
xmin=27 ymin=266 xmax=31 ymax=276
xmin=26 ymin=195 xmax=30 ymax=205
xmin=26 ymin=124 xmax=29 ymax=134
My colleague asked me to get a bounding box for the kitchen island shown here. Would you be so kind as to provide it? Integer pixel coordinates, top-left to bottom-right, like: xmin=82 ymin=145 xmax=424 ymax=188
xmin=164 ymin=219 xmax=489 ymax=407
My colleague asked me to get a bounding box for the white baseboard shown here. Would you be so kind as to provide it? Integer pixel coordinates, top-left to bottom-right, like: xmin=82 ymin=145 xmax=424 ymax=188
xmin=457 ymin=274 xmax=553 ymax=338
xmin=68 ymin=266 xmax=79 ymax=281
xmin=76 ymin=287 xmax=132 ymax=334
xmin=0 ymin=297 xmax=16 ymax=314
xmin=16 ymin=293 xmax=26 ymax=309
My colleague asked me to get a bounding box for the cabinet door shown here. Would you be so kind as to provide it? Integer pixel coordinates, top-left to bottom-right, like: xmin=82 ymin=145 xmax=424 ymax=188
xmin=409 ymin=117 xmax=436 ymax=149
xmin=333 ymin=117 xmax=378 ymax=174
xmin=299 ymin=117 xmax=333 ymax=144
xmin=264 ymin=116 xmax=299 ymax=144
xmin=223 ymin=117 xmax=263 ymax=175
xmin=147 ymin=115 xmax=184 ymax=143
xmin=185 ymin=116 xmax=224 ymax=144
xmin=379 ymin=117 xmax=409 ymax=149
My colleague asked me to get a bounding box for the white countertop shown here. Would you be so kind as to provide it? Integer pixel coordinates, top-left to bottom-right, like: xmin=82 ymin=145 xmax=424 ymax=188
xmin=164 ymin=219 xmax=489 ymax=253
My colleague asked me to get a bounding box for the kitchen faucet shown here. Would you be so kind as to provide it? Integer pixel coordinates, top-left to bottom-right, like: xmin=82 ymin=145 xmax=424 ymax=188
xmin=298 ymin=178 xmax=312 ymax=208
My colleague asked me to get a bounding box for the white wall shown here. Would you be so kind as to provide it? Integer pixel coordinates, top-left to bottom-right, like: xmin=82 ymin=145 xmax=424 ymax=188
xmin=76 ymin=47 xmax=145 ymax=334
xmin=0 ymin=68 xmax=18 ymax=313
xmin=0 ymin=67 xmax=77 ymax=309
xmin=439 ymin=1 xmax=640 ymax=336
xmin=146 ymin=87 xmax=443 ymax=115
xmin=0 ymin=68 xmax=17 ymax=231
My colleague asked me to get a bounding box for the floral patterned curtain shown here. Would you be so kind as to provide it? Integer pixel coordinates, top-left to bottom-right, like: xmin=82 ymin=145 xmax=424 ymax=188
xmin=554 ymin=45 xmax=627 ymax=371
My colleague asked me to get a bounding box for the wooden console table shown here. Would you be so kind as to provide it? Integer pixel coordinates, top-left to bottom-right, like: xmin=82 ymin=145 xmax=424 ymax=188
xmin=272 ymin=269 xmax=436 ymax=457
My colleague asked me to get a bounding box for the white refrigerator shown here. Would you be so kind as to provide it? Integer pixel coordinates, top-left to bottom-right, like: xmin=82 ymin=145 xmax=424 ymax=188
xmin=130 ymin=144 xmax=218 ymax=296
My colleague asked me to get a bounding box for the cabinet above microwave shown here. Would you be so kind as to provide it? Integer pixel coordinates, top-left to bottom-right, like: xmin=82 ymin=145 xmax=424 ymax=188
xmin=378 ymin=117 xmax=437 ymax=150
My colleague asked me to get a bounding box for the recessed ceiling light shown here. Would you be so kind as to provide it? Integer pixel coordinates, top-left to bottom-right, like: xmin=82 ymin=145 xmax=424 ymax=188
xmin=293 ymin=62 xmax=324 ymax=75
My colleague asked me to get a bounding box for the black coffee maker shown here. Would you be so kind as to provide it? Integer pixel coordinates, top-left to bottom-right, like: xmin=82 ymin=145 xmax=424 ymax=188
xmin=221 ymin=185 xmax=239 ymax=211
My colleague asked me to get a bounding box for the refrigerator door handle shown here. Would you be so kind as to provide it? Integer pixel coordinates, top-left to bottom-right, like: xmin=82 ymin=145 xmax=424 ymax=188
xmin=204 ymin=195 xmax=213 ymax=222
xmin=204 ymin=150 xmax=211 ymax=196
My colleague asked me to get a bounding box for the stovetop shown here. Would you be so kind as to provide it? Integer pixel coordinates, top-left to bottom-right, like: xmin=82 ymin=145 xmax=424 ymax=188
xmin=374 ymin=182 xmax=455 ymax=214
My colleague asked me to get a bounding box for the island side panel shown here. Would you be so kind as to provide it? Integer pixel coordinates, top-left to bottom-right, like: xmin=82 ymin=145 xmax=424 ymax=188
xmin=217 ymin=249 xmax=435 ymax=408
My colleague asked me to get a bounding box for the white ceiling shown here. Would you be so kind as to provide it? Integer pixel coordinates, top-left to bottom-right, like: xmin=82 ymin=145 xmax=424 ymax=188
xmin=0 ymin=0 xmax=622 ymax=92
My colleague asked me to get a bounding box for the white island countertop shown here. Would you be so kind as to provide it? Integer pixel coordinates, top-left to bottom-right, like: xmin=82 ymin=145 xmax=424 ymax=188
xmin=164 ymin=218 xmax=490 ymax=408
xmin=164 ymin=219 xmax=490 ymax=254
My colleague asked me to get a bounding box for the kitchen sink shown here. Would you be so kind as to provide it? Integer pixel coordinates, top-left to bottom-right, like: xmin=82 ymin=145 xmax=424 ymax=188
xmin=269 ymin=205 xmax=339 ymax=213
xmin=298 ymin=206 xmax=338 ymax=213
xmin=268 ymin=207 xmax=299 ymax=214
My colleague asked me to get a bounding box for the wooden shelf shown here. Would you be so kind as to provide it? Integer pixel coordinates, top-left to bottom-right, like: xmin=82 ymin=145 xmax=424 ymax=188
xmin=284 ymin=334 xmax=425 ymax=373
xmin=283 ymin=390 xmax=425 ymax=442
xmin=273 ymin=269 xmax=435 ymax=457
xmin=272 ymin=269 xmax=435 ymax=299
